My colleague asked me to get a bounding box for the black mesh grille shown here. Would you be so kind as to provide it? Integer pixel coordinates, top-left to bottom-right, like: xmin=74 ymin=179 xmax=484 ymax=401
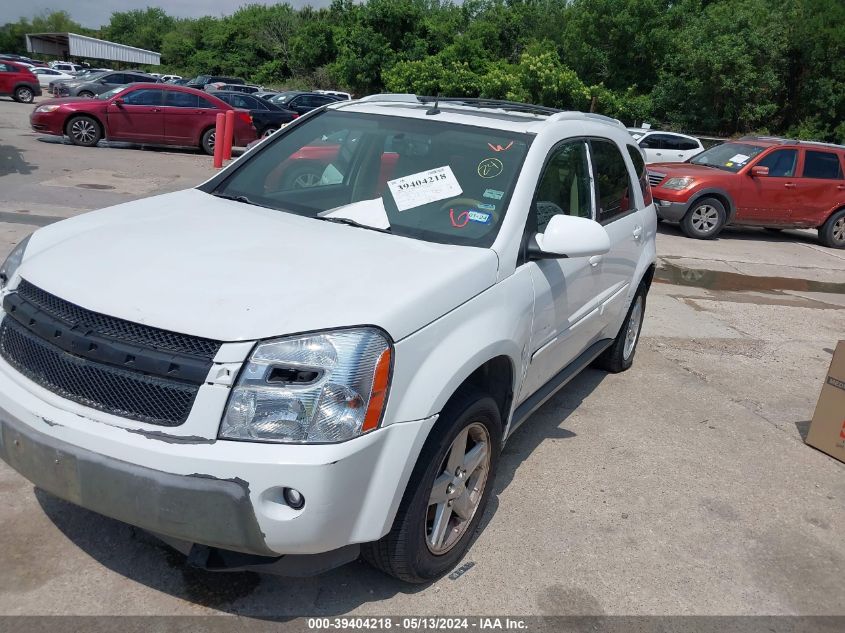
xmin=16 ymin=280 xmax=221 ymax=360
xmin=0 ymin=317 xmax=198 ymax=426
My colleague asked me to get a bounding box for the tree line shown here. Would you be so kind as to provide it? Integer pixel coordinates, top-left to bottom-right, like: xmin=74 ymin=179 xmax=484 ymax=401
xmin=1 ymin=0 xmax=843 ymax=142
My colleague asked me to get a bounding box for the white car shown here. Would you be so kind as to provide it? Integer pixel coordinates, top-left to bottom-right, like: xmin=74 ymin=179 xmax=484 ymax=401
xmin=30 ymin=67 xmax=74 ymax=88
xmin=627 ymin=129 xmax=704 ymax=164
xmin=0 ymin=96 xmax=656 ymax=583
xmin=48 ymin=61 xmax=83 ymax=74
xmin=161 ymin=74 xmax=182 ymax=83
xmin=315 ymin=89 xmax=352 ymax=100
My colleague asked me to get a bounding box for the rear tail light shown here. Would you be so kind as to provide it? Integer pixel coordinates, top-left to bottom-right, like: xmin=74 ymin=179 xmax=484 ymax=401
xmin=292 ymin=114 xmax=300 ymax=119
xmin=237 ymin=111 xmax=252 ymax=125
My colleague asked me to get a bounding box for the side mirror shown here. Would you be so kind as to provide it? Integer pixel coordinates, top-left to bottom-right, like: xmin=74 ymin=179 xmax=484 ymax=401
xmin=113 ymin=98 xmax=123 ymax=106
xmin=750 ymin=165 xmax=769 ymax=177
xmin=528 ymin=214 xmax=611 ymax=260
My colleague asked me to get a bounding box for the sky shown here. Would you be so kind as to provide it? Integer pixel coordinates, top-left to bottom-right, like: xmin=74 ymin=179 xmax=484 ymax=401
xmin=6 ymin=1 xmax=333 ymax=29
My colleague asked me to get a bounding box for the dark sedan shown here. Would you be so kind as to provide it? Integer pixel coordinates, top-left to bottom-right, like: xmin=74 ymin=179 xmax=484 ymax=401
xmin=268 ymin=91 xmax=343 ymax=115
xmin=209 ymin=91 xmax=299 ymax=137
xmin=52 ymin=70 xmax=158 ymax=98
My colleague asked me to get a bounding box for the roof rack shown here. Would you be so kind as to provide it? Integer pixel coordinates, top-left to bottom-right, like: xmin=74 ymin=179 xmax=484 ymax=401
xmin=417 ymin=96 xmax=562 ymax=117
xmin=738 ymin=135 xmax=845 ymax=150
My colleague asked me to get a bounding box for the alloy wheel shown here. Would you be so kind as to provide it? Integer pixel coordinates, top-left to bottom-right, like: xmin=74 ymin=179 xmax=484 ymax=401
xmin=690 ymin=204 xmax=719 ymax=234
xmin=262 ymin=128 xmax=277 ymax=138
xmin=833 ymin=217 xmax=845 ymax=245
xmin=426 ymin=422 xmax=491 ymax=555
xmin=623 ymin=295 xmax=643 ymax=360
xmin=293 ymin=172 xmax=321 ymax=188
xmin=16 ymin=88 xmax=33 ymax=102
xmin=70 ymin=119 xmax=97 ymax=144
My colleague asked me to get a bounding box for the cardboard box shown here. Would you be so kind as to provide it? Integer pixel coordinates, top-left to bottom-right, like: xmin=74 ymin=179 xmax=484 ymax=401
xmin=806 ymin=340 xmax=845 ymax=464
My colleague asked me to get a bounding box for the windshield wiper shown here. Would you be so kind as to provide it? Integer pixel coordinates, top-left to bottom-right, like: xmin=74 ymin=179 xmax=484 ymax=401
xmin=211 ymin=192 xmax=264 ymax=207
xmin=317 ymin=216 xmax=392 ymax=233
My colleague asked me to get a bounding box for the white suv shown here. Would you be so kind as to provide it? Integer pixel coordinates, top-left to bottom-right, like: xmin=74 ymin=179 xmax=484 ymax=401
xmin=628 ymin=129 xmax=704 ymax=164
xmin=0 ymin=95 xmax=656 ymax=583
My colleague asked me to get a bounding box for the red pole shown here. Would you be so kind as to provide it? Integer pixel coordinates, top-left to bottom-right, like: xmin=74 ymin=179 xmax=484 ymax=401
xmin=223 ymin=110 xmax=235 ymax=161
xmin=213 ymin=112 xmax=225 ymax=169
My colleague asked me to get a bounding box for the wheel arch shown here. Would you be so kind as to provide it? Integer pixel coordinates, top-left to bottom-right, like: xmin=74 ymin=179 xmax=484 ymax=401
xmin=818 ymin=204 xmax=845 ymax=228
xmin=687 ymin=188 xmax=736 ymax=223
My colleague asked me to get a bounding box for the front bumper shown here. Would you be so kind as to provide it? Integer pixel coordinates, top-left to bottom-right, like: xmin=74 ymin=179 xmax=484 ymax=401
xmin=0 ymin=355 xmax=437 ymax=560
xmin=653 ymin=198 xmax=689 ymax=222
xmin=29 ymin=111 xmax=63 ymax=135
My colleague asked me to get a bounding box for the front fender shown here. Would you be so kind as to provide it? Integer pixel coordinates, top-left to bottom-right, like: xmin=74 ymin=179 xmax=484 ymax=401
xmin=383 ymin=267 xmax=534 ymax=427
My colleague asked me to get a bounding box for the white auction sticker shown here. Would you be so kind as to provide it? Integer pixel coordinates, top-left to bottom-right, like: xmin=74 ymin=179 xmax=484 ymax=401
xmin=729 ymin=153 xmax=750 ymax=164
xmin=387 ymin=166 xmax=462 ymax=212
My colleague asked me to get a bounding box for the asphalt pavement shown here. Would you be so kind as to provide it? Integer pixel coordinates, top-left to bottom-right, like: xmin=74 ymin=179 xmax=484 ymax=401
xmin=0 ymin=96 xmax=843 ymax=618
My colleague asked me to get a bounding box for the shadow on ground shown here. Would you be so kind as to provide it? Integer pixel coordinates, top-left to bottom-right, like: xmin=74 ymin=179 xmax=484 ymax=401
xmin=0 ymin=144 xmax=37 ymax=176
xmin=657 ymin=219 xmax=824 ymax=248
xmin=34 ymin=369 xmax=606 ymax=617
xmin=35 ymin=135 xmax=244 ymax=157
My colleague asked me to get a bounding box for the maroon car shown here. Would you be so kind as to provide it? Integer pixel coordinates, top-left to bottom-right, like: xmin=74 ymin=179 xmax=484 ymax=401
xmin=0 ymin=60 xmax=41 ymax=103
xmin=30 ymin=83 xmax=257 ymax=154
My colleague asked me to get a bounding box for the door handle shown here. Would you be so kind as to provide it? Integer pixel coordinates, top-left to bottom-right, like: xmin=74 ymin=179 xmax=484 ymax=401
xmin=837 ymin=185 xmax=845 ymax=191
xmin=588 ymin=255 xmax=602 ymax=267
xmin=152 ymin=108 xmax=162 ymax=112
xmin=632 ymin=225 xmax=643 ymax=240
xmin=784 ymin=183 xmax=796 ymax=189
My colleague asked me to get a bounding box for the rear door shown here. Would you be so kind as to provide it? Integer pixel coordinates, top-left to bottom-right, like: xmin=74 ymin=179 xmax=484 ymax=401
xmin=736 ymin=149 xmax=800 ymax=225
xmin=791 ymin=150 xmax=845 ymax=226
xmin=589 ymin=138 xmax=643 ymax=332
xmin=163 ymin=91 xmax=221 ymax=145
xmin=106 ymin=88 xmax=165 ymax=142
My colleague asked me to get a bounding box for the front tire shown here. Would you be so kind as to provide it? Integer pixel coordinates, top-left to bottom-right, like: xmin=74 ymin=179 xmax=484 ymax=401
xmin=594 ymin=287 xmax=646 ymax=373
xmin=77 ymin=90 xmax=95 ymax=98
xmin=819 ymin=209 xmax=845 ymax=249
xmin=680 ymin=197 xmax=726 ymax=239
xmin=362 ymin=388 xmax=501 ymax=583
xmin=13 ymin=86 xmax=34 ymax=103
xmin=65 ymin=116 xmax=102 ymax=147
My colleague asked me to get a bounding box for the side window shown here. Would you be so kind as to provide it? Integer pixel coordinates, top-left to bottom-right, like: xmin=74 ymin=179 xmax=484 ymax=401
xmin=591 ymin=139 xmax=633 ymax=223
xmin=626 ymin=145 xmax=652 ymax=206
xmin=533 ymin=141 xmax=594 ymax=232
xmin=198 ymin=95 xmax=218 ymax=109
xmin=677 ymin=138 xmax=700 ymax=151
xmin=756 ymin=149 xmax=798 ymax=177
xmin=0 ymin=64 xmax=10 ymax=72
xmin=232 ymin=95 xmax=251 ymax=109
xmin=803 ymin=151 xmax=844 ymax=180
xmin=104 ymin=74 xmax=125 ymax=84
xmin=121 ymin=89 xmax=164 ymax=106
xmin=165 ymin=91 xmax=199 ymax=108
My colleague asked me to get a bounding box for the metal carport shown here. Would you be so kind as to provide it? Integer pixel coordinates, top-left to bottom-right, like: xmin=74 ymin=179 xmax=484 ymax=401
xmin=25 ymin=33 xmax=160 ymax=66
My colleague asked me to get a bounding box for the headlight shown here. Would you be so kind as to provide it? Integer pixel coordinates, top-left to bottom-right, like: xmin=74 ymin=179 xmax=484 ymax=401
xmin=35 ymin=105 xmax=60 ymax=113
xmin=220 ymin=327 xmax=392 ymax=443
xmin=0 ymin=235 xmax=31 ymax=289
xmin=662 ymin=177 xmax=696 ymax=190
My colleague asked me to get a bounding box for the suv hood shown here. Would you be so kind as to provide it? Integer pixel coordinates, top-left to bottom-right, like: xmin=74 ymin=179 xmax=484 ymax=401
xmin=649 ymin=162 xmax=732 ymax=178
xmin=16 ymin=189 xmax=499 ymax=342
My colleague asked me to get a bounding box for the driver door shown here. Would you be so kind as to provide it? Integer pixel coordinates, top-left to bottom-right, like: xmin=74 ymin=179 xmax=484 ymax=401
xmin=107 ymin=88 xmax=165 ymax=142
xmin=519 ymin=139 xmax=603 ymax=402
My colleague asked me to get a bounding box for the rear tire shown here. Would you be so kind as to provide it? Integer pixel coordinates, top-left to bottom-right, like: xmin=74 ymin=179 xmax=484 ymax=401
xmin=200 ymin=127 xmax=216 ymax=155
xmin=819 ymin=209 xmax=845 ymax=249
xmin=13 ymin=86 xmax=34 ymax=103
xmin=65 ymin=116 xmax=102 ymax=147
xmin=77 ymin=90 xmax=95 ymax=98
xmin=680 ymin=197 xmax=726 ymax=240
xmin=594 ymin=287 xmax=646 ymax=373
xmin=362 ymin=387 xmax=501 ymax=583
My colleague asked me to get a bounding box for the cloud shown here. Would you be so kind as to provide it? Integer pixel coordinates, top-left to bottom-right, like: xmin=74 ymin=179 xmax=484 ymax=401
xmin=11 ymin=1 xmax=332 ymax=29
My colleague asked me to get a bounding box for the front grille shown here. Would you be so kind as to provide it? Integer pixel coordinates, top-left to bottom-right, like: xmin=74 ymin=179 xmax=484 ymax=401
xmin=0 ymin=317 xmax=198 ymax=426
xmin=647 ymin=171 xmax=666 ymax=187
xmin=0 ymin=281 xmax=224 ymax=426
xmin=16 ymin=280 xmax=221 ymax=360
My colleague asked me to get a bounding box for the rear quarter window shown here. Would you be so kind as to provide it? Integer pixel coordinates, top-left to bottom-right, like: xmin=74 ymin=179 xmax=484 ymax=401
xmin=626 ymin=144 xmax=652 ymax=206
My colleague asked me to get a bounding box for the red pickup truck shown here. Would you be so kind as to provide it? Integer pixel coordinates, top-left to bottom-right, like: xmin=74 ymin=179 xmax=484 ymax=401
xmin=649 ymin=136 xmax=845 ymax=248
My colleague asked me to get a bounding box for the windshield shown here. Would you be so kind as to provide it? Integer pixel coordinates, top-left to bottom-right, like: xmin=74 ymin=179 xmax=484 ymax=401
xmin=97 ymin=86 xmax=129 ymax=100
xmin=212 ymin=110 xmax=531 ymax=247
xmin=690 ymin=142 xmax=766 ymax=172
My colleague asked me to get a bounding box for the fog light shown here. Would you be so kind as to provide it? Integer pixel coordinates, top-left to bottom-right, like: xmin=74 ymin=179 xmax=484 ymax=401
xmin=283 ymin=487 xmax=305 ymax=509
